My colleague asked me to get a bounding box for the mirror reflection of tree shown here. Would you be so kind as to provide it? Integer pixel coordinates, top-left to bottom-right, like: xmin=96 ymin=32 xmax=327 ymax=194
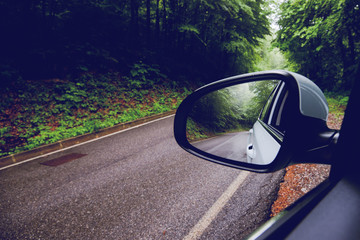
xmin=186 ymin=81 xmax=279 ymax=142
xmin=247 ymin=80 xmax=280 ymax=122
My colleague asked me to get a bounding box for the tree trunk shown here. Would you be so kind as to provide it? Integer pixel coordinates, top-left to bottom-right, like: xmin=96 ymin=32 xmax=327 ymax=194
xmin=130 ymin=0 xmax=139 ymax=47
xmin=156 ymin=0 xmax=160 ymax=38
xmin=162 ymin=0 xmax=167 ymax=43
xmin=146 ymin=0 xmax=151 ymax=45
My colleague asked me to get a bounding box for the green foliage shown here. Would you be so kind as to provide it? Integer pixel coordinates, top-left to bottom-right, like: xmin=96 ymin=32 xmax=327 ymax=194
xmin=0 ymin=0 xmax=271 ymax=84
xmin=324 ymin=91 xmax=348 ymax=130
xmin=0 ymin=71 xmax=192 ymax=157
xmin=189 ymin=89 xmax=243 ymax=133
xmin=0 ymin=127 xmax=11 ymax=138
xmin=276 ymin=0 xmax=360 ymax=91
xmin=188 ymin=81 xmax=277 ymax=137
xmin=178 ymin=25 xmax=200 ymax=35
xmin=186 ymin=118 xmax=213 ymax=142
xmin=325 ymin=91 xmax=349 ymax=112
xmin=126 ymin=62 xmax=167 ymax=89
xmin=0 ymin=0 xmax=275 ymax=157
xmin=255 ymin=35 xmax=291 ymax=71
xmin=249 ymin=80 xmax=279 ymax=112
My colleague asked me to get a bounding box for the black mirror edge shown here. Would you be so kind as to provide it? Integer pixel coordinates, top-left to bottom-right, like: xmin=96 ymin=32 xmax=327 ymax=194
xmin=174 ymin=70 xmax=338 ymax=173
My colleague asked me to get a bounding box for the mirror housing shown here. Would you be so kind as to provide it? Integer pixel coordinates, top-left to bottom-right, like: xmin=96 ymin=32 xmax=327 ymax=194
xmin=174 ymin=70 xmax=338 ymax=173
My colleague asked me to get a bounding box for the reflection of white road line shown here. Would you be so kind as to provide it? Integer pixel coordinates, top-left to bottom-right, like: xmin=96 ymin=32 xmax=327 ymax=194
xmin=183 ymin=170 xmax=250 ymax=240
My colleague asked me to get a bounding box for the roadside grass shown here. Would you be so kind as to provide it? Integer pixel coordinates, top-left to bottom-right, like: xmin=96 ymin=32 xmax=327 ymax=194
xmin=186 ymin=118 xmax=217 ymax=142
xmin=325 ymin=91 xmax=349 ymax=129
xmin=325 ymin=91 xmax=348 ymax=114
xmin=0 ymin=66 xmax=194 ymax=158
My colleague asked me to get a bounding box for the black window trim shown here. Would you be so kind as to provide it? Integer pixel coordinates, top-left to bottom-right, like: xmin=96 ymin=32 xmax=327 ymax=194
xmin=258 ymin=119 xmax=284 ymax=144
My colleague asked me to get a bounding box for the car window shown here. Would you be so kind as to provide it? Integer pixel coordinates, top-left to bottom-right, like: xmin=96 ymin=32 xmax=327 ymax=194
xmin=270 ymin=83 xmax=289 ymax=133
xmin=259 ymin=82 xmax=281 ymax=122
xmin=259 ymin=81 xmax=288 ymax=134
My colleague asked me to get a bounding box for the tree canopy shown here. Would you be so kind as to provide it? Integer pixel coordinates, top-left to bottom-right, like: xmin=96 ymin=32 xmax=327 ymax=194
xmin=0 ymin=0 xmax=270 ymax=86
xmin=276 ymin=0 xmax=360 ymax=91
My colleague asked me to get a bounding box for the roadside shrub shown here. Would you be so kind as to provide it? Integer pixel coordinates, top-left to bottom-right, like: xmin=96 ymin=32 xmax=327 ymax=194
xmin=125 ymin=62 xmax=167 ymax=89
xmin=0 ymin=70 xmax=192 ymax=157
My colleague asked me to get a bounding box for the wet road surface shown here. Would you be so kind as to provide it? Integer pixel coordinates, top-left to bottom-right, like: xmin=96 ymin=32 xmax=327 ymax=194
xmin=0 ymin=116 xmax=284 ymax=239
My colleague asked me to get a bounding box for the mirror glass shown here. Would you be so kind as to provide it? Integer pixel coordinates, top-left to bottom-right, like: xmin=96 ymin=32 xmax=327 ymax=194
xmin=186 ymin=80 xmax=284 ymax=165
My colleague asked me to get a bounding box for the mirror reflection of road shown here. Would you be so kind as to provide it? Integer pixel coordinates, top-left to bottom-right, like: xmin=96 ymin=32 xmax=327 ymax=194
xmin=193 ymin=132 xmax=249 ymax=162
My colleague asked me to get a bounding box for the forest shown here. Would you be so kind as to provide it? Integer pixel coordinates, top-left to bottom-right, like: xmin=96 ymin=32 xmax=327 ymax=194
xmin=0 ymin=0 xmax=270 ymax=86
xmin=276 ymin=0 xmax=360 ymax=92
xmin=1 ymin=0 xmax=358 ymax=89
xmin=0 ymin=0 xmax=358 ymax=157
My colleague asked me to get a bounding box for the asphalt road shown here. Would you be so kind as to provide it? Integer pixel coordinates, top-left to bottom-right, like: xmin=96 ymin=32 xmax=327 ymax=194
xmin=0 ymin=116 xmax=284 ymax=240
xmin=193 ymin=132 xmax=249 ymax=162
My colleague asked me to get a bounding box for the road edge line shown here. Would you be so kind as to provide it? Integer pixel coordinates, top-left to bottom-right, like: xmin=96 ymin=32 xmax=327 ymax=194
xmin=182 ymin=171 xmax=250 ymax=240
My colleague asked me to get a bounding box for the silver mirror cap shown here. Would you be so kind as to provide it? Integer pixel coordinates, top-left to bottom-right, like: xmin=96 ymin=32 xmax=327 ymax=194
xmin=290 ymin=72 xmax=329 ymax=121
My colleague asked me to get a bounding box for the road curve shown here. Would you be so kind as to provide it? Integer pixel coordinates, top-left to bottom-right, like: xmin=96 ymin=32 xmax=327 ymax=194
xmin=0 ymin=116 xmax=284 ymax=239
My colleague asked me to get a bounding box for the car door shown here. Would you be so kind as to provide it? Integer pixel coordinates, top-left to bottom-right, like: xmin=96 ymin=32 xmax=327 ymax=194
xmin=247 ymin=81 xmax=288 ymax=165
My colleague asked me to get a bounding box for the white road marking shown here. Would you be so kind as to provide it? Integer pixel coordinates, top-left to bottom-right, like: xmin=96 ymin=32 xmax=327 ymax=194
xmin=0 ymin=114 xmax=175 ymax=171
xmin=183 ymin=170 xmax=250 ymax=240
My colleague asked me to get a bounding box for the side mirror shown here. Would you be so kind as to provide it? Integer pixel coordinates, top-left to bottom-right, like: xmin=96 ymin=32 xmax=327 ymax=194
xmin=174 ymin=70 xmax=338 ymax=173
